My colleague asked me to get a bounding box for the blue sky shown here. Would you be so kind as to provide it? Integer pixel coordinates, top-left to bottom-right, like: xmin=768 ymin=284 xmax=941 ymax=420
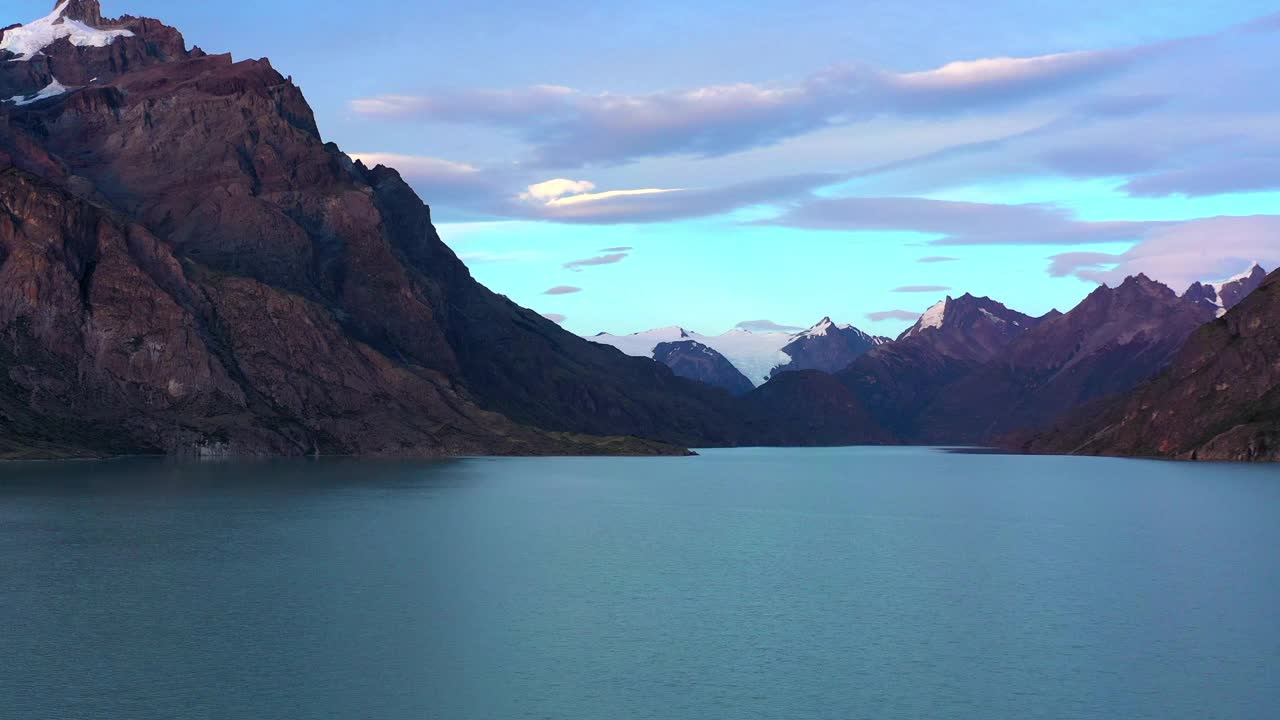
xmin=10 ymin=0 xmax=1280 ymax=335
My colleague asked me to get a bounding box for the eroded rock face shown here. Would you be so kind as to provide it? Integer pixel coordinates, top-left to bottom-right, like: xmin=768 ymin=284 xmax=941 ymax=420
xmin=1024 ymin=270 xmax=1280 ymax=461
xmin=0 ymin=2 xmax=737 ymax=457
xmin=915 ymin=275 xmax=1219 ymax=443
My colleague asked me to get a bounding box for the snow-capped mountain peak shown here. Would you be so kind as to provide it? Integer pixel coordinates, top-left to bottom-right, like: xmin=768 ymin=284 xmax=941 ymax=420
xmin=799 ymin=317 xmax=837 ymax=337
xmin=902 ymin=299 xmax=949 ymax=338
xmin=1185 ymin=262 xmax=1270 ymax=317
xmin=593 ymin=316 xmax=893 ymax=386
xmin=1 ymin=1 xmax=134 ymax=62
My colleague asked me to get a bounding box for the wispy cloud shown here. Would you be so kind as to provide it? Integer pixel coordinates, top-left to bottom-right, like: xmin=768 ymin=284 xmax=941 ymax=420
xmin=543 ymin=285 xmax=583 ymax=295
xmin=866 ymin=310 xmax=923 ymax=322
xmin=541 ymin=313 xmax=567 ymax=324
xmin=759 ymin=196 xmax=1159 ymax=245
xmin=351 ymin=43 xmax=1149 ymax=167
xmin=735 ymin=319 xmax=806 ymax=333
xmin=1047 ymin=215 xmax=1280 ymax=288
xmin=600 ymin=246 xmax=633 ymax=252
xmin=918 ymin=256 xmax=958 ymax=263
xmin=503 ymin=173 xmax=839 ymax=224
xmin=564 ymin=253 xmax=629 ymax=270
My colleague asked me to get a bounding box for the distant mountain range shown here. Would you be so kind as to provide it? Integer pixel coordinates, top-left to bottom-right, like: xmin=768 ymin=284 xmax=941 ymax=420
xmin=591 ymin=263 xmax=1272 ymax=453
xmin=592 ymin=318 xmax=890 ymax=393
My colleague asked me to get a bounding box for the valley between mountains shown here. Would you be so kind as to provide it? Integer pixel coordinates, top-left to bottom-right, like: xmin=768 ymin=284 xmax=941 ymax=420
xmin=0 ymin=1 xmax=1276 ymax=461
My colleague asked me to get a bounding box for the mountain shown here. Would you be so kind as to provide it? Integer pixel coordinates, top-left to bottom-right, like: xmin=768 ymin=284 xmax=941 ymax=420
xmin=1183 ymin=262 xmax=1268 ymax=316
xmin=896 ymin=294 xmax=1046 ymax=362
xmin=1023 ymin=268 xmax=1280 ymax=461
xmin=592 ymin=318 xmax=887 ymax=386
xmin=592 ymin=326 xmax=792 ymax=385
xmin=0 ymin=1 xmax=743 ymax=457
xmin=768 ymin=318 xmax=889 ymax=379
xmin=653 ymin=340 xmax=755 ymax=396
xmin=835 ymin=294 xmax=1050 ymax=439
xmin=916 ymin=274 xmax=1219 ymax=442
xmin=740 ymin=371 xmax=893 ymax=446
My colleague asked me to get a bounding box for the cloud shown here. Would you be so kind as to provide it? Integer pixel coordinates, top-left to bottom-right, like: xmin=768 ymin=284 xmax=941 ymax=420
xmin=541 ymin=313 xmax=567 ymax=324
xmin=893 ymin=285 xmax=951 ymax=293
xmin=351 ymin=150 xmax=842 ymax=224
xmin=564 ymin=253 xmax=629 ymax=270
xmin=519 ymin=173 xmax=840 ymax=224
xmin=600 ymin=246 xmax=633 ymax=252
xmin=1047 ymin=215 xmax=1280 ymax=288
xmin=523 ymin=178 xmax=597 ymax=201
xmin=1121 ymin=157 xmax=1280 ymax=197
xmin=351 ymin=44 xmax=1146 ymax=167
xmin=735 ymin=319 xmax=806 ymax=333
xmin=866 ymin=310 xmax=923 ymax=322
xmin=759 ymin=196 xmax=1158 ymax=245
xmin=918 ymin=256 xmax=958 ymax=263
xmin=543 ymin=285 xmax=583 ymax=295
xmin=350 ymin=153 xmax=479 ymax=177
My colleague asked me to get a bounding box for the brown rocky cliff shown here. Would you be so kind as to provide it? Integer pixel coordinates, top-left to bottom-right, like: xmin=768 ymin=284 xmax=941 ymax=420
xmin=0 ymin=2 xmax=735 ymax=456
xmin=1022 ymin=270 xmax=1280 ymax=461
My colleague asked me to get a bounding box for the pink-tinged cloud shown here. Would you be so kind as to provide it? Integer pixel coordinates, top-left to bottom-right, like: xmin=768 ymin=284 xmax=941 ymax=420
xmin=524 ymin=173 xmax=840 ymax=224
xmin=543 ymin=285 xmax=583 ymax=295
xmin=1122 ymin=158 xmax=1280 ymax=198
xmin=893 ymin=285 xmax=952 ymax=293
xmin=351 ymin=43 xmax=1147 ymax=167
xmin=759 ymin=196 xmax=1160 ymax=245
xmin=563 ymin=253 xmax=628 ymax=270
xmin=541 ymin=313 xmax=567 ymax=324
xmin=735 ymin=319 xmax=806 ymax=333
xmin=1048 ymin=215 xmax=1280 ymax=289
xmin=866 ymin=310 xmax=923 ymax=322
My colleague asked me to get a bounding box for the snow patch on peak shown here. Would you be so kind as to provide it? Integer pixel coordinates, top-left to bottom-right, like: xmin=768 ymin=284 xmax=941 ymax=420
xmin=591 ymin=326 xmax=793 ymax=386
xmin=4 ymin=77 xmax=69 ymax=105
xmin=1 ymin=1 xmax=133 ymax=62
xmin=1209 ymin=262 xmax=1265 ymax=293
xmin=918 ymin=299 xmax=948 ymax=330
xmin=801 ymin=317 xmax=836 ymax=337
xmin=978 ymin=308 xmax=1006 ymax=324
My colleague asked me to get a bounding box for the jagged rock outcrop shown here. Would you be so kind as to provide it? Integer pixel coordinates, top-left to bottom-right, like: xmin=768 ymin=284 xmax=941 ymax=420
xmin=1183 ymin=263 xmax=1268 ymax=316
xmin=1023 ymin=269 xmax=1280 ymax=461
xmin=917 ymin=275 xmax=1218 ymax=442
xmin=653 ymin=340 xmax=755 ymax=396
xmin=0 ymin=1 xmax=738 ymax=457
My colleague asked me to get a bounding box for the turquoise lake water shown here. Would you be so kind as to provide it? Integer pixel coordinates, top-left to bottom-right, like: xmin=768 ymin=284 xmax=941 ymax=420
xmin=1 ymin=447 xmax=1277 ymax=719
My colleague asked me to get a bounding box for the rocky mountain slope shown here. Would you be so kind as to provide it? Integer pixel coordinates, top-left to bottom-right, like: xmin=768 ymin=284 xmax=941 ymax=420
xmin=916 ymin=275 xmax=1219 ymax=442
xmin=840 ymin=294 xmax=1051 ymax=440
xmin=653 ymin=340 xmax=755 ymax=396
xmin=1183 ymin=263 xmax=1268 ymax=316
xmin=769 ymin=318 xmax=889 ymax=378
xmin=1023 ymin=268 xmax=1280 ymax=461
xmin=0 ymin=1 xmax=740 ymax=457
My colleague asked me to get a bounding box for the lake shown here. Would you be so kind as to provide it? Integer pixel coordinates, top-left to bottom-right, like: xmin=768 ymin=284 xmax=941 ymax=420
xmin=1 ymin=447 xmax=1277 ymax=719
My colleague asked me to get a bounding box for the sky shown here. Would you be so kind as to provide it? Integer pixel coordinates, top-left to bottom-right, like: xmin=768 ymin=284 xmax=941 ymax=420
xmin=9 ymin=0 xmax=1280 ymax=336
